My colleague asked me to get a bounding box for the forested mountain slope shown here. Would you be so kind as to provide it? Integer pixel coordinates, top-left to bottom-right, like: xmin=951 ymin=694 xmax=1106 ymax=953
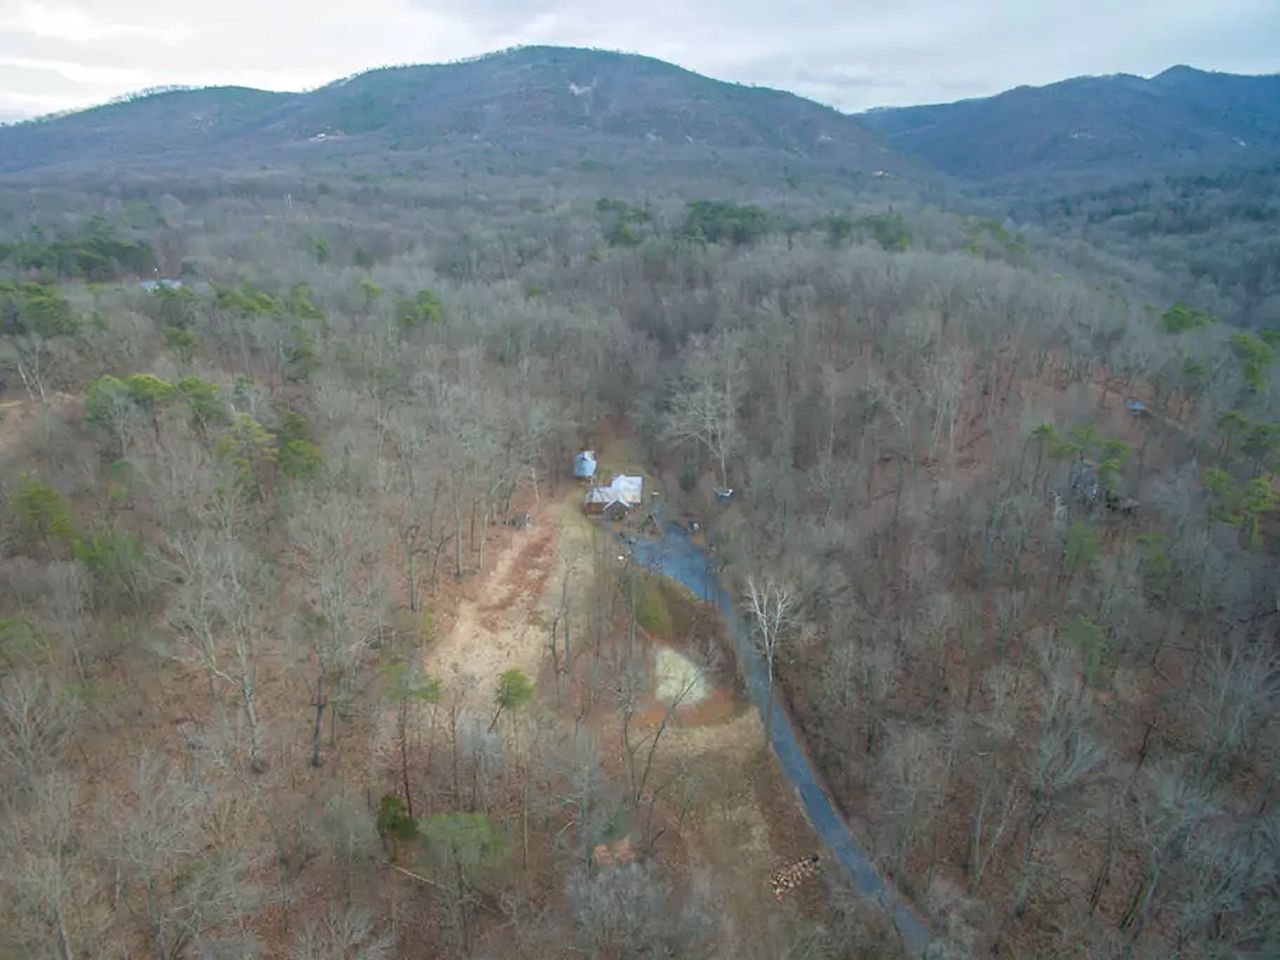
xmin=1009 ymin=162 xmax=1280 ymax=328
xmin=858 ymin=65 xmax=1280 ymax=181
xmin=852 ymin=65 xmax=1280 ymax=329
xmin=1 ymin=44 xmax=1278 ymax=960
xmin=2 ymin=166 xmax=1277 ymax=959
xmin=0 ymin=87 xmax=292 ymax=175
xmin=8 ymin=52 xmax=1276 ymax=193
xmin=0 ymin=46 xmax=913 ymax=180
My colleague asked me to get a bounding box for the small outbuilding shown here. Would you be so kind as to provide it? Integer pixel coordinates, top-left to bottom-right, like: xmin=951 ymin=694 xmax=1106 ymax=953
xmin=573 ymin=450 xmax=597 ymax=480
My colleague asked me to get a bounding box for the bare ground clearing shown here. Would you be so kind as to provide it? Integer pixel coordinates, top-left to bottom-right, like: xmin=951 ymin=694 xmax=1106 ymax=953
xmin=424 ymin=467 xmax=849 ymax=938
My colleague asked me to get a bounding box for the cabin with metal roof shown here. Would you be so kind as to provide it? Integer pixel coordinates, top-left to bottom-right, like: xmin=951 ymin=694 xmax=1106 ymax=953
xmin=584 ymin=474 xmax=643 ymax=517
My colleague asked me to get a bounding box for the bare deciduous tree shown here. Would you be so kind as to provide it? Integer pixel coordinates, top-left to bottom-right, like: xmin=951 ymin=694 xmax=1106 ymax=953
xmin=0 ymin=669 xmax=80 ymax=788
xmin=1014 ymin=661 xmax=1107 ymax=916
xmin=101 ymin=753 xmax=262 ymax=960
xmin=567 ymin=861 xmax=712 ymax=960
xmin=319 ymin=792 xmax=383 ymax=910
xmin=291 ymin=905 xmax=393 ymax=960
xmin=1188 ymin=634 xmax=1276 ymax=786
xmin=168 ymin=533 xmax=269 ymax=772
xmin=875 ymin=723 xmax=947 ymax=883
xmin=664 ymin=332 xmax=744 ymax=489
xmin=617 ymin=653 xmax=698 ymax=825
xmin=1 ymin=773 xmax=93 ymax=960
xmin=965 ymin=668 xmax=1022 ymax=895
xmin=1119 ymin=761 xmax=1215 ymax=956
xmin=290 ymin=493 xmax=386 ymax=766
xmin=744 ymin=574 xmax=797 ymax=724
xmin=385 ymin=409 xmax=450 ymax=609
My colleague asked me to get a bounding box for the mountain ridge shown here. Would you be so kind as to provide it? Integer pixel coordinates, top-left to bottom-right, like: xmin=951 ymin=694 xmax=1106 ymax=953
xmin=0 ymin=46 xmax=913 ymax=180
xmin=857 ymin=64 xmax=1280 ymax=181
xmin=2 ymin=48 xmax=1277 ymax=186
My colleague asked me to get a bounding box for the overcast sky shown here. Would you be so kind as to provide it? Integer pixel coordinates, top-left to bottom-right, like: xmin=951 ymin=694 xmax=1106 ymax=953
xmin=1 ymin=0 xmax=1276 ymax=121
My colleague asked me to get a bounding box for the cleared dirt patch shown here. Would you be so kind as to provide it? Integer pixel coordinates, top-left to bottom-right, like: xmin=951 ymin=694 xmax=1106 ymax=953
xmin=653 ymin=643 xmax=711 ymax=704
xmin=425 ymin=518 xmax=558 ymax=688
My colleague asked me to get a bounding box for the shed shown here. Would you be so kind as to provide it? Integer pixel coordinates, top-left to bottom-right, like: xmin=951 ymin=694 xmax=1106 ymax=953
xmin=573 ymin=450 xmax=597 ymax=480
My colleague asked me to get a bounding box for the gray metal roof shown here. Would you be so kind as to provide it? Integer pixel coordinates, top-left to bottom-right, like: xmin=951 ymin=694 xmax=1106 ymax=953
xmin=585 ymin=474 xmax=643 ymax=507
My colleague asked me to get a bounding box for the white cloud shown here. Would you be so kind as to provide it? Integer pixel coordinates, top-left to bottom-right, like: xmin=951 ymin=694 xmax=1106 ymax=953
xmin=0 ymin=0 xmax=1275 ymax=119
xmin=0 ymin=55 xmax=148 ymax=86
xmin=0 ymin=87 xmax=88 ymax=121
xmin=12 ymin=1 xmax=187 ymax=43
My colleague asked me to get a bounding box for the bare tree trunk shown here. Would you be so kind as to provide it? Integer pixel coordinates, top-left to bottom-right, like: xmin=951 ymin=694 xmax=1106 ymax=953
xmin=55 ymin=913 xmax=73 ymax=960
xmin=400 ymin=699 xmax=414 ymax=818
xmin=242 ymin=678 xmax=265 ymax=773
xmin=1014 ymin=814 xmax=1043 ymax=916
xmin=406 ymin=529 xmax=421 ymax=613
xmin=311 ymin=673 xmax=326 ymax=767
xmin=449 ymin=702 xmax=461 ymax=807
xmin=1122 ymin=866 xmax=1161 ymax=958
xmin=962 ymin=783 xmax=1013 ymax=901
xmin=515 ymin=753 xmax=528 ymax=870
xmin=453 ymin=501 xmax=463 ymax=578
xmin=329 ymin=668 xmax=348 ymax=749
xmin=1089 ymin=793 xmax=1120 ymax=913
xmin=549 ymin=617 xmax=564 ymax=707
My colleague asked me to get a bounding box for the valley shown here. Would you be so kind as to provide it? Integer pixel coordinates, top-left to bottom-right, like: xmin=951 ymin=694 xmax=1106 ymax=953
xmin=0 ymin=43 xmax=1277 ymax=960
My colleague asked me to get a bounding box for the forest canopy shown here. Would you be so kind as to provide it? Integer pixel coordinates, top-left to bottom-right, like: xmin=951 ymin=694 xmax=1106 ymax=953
xmin=0 ymin=139 xmax=1276 ymax=960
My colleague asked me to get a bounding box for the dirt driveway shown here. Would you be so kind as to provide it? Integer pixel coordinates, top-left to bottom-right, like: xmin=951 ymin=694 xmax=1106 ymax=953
xmin=424 ymin=487 xmax=837 ymax=926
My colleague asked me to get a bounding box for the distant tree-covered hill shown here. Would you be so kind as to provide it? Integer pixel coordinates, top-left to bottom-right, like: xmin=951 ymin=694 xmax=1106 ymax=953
xmin=4 ymin=47 xmax=1275 ymax=326
xmin=857 ymin=65 xmax=1280 ymax=182
xmin=1007 ymin=161 xmax=1280 ymax=327
xmin=0 ymin=46 xmax=914 ymax=181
